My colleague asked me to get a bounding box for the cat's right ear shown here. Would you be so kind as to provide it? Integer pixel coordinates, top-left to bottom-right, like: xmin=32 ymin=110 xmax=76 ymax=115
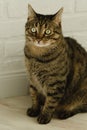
xmin=28 ymin=4 xmax=36 ymax=19
xmin=53 ymin=7 xmax=63 ymax=26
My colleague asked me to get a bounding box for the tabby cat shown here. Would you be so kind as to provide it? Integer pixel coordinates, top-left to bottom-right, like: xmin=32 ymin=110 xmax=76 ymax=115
xmin=24 ymin=4 xmax=87 ymax=124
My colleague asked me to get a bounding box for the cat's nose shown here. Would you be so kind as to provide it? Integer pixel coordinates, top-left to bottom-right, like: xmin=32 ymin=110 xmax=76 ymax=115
xmin=37 ymin=39 xmax=41 ymax=44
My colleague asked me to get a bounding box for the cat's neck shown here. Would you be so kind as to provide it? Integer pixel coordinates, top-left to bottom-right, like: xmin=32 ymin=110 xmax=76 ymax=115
xmin=25 ymin=37 xmax=67 ymax=62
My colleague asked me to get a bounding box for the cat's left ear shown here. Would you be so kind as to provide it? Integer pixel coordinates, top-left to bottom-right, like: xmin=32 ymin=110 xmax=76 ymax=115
xmin=28 ymin=4 xmax=36 ymax=18
xmin=53 ymin=7 xmax=63 ymax=26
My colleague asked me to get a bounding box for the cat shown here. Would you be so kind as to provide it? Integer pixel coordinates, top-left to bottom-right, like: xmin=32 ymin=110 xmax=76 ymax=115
xmin=24 ymin=4 xmax=87 ymax=124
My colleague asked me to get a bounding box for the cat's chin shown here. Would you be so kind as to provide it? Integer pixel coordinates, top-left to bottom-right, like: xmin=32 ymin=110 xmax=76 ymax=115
xmin=34 ymin=43 xmax=51 ymax=47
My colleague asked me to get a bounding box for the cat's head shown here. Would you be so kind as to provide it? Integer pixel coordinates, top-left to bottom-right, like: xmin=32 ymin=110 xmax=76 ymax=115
xmin=25 ymin=4 xmax=63 ymax=48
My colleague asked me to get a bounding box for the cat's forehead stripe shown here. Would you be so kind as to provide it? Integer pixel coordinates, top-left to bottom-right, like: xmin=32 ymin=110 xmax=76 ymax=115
xmin=36 ymin=14 xmax=53 ymax=26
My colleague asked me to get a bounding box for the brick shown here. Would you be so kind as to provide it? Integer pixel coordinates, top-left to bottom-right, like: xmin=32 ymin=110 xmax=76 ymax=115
xmin=5 ymin=39 xmax=25 ymax=57
xmin=7 ymin=0 xmax=75 ymax=18
xmin=0 ymin=1 xmax=3 ymax=17
xmin=0 ymin=75 xmax=28 ymax=98
xmin=31 ymin=0 xmax=75 ymax=14
xmin=0 ymin=3 xmax=1 ymax=17
xmin=7 ymin=0 xmax=28 ymax=18
xmin=0 ymin=1 xmax=7 ymax=18
xmin=0 ymin=19 xmax=25 ymax=38
xmin=73 ymin=33 xmax=87 ymax=51
xmin=0 ymin=41 xmax=4 ymax=57
xmin=0 ymin=58 xmax=25 ymax=75
xmin=62 ymin=14 xmax=87 ymax=33
xmin=76 ymin=0 xmax=87 ymax=12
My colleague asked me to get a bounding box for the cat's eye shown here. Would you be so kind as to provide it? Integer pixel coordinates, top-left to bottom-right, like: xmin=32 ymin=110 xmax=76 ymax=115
xmin=45 ymin=29 xmax=51 ymax=35
xmin=31 ymin=27 xmax=37 ymax=33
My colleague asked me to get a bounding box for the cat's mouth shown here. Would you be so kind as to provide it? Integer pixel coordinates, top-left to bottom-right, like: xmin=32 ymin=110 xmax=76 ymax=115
xmin=34 ymin=41 xmax=51 ymax=47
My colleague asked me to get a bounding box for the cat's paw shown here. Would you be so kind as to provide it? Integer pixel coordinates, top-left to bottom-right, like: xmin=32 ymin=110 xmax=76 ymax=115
xmin=27 ymin=107 xmax=40 ymax=117
xmin=37 ymin=113 xmax=52 ymax=124
xmin=58 ymin=110 xmax=74 ymax=119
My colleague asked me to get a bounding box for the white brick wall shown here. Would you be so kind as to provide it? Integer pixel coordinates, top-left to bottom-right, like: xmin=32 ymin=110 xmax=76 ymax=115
xmin=0 ymin=0 xmax=87 ymax=98
xmin=76 ymin=0 xmax=87 ymax=12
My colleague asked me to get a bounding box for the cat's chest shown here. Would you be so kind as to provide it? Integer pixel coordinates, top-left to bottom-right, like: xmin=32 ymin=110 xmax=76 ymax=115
xmin=30 ymin=72 xmax=46 ymax=95
xmin=25 ymin=57 xmax=46 ymax=95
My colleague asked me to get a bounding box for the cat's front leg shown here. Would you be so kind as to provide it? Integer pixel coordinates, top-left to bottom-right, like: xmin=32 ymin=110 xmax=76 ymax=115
xmin=37 ymin=97 xmax=56 ymax=124
xmin=37 ymin=86 xmax=65 ymax=124
xmin=27 ymin=85 xmax=40 ymax=117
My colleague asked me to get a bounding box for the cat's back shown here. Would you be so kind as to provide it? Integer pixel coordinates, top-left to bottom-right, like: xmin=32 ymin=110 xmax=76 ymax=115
xmin=64 ymin=37 xmax=87 ymax=79
xmin=64 ymin=37 xmax=87 ymax=59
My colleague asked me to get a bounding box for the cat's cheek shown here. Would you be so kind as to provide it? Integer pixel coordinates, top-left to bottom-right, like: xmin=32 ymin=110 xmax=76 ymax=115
xmin=26 ymin=38 xmax=36 ymax=46
xmin=26 ymin=37 xmax=33 ymax=43
xmin=46 ymin=40 xmax=56 ymax=46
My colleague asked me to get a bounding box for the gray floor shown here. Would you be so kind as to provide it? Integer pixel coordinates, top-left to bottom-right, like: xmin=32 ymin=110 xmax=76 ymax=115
xmin=0 ymin=96 xmax=87 ymax=130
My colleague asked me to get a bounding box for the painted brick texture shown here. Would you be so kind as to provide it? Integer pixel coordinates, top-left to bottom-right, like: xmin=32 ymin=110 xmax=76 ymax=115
xmin=0 ymin=0 xmax=87 ymax=97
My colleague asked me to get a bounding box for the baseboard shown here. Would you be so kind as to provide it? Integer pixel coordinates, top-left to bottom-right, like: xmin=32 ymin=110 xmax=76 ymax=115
xmin=0 ymin=73 xmax=29 ymax=98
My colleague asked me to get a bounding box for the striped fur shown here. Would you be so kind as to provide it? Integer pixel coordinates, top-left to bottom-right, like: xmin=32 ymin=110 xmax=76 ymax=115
xmin=24 ymin=5 xmax=87 ymax=124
